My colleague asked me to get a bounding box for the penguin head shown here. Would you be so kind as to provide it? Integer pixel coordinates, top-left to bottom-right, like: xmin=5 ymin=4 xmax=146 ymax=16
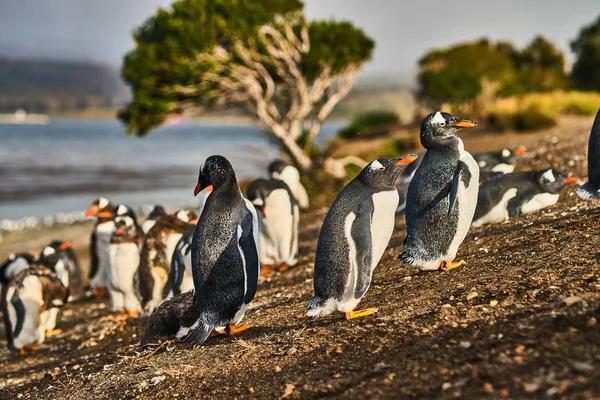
xmin=147 ymin=205 xmax=167 ymax=220
xmin=500 ymin=146 xmax=527 ymax=164
xmin=85 ymin=197 xmax=113 ymax=218
xmin=359 ymin=155 xmax=419 ymax=189
xmin=38 ymin=240 xmax=71 ymax=269
xmin=420 ymin=111 xmax=477 ymax=149
xmin=194 ymin=155 xmax=236 ymax=196
xmin=174 ymin=209 xmax=199 ymax=224
xmin=114 ymin=215 xmax=138 ymax=238
xmin=268 ymin=159 xmax=289 ymax=178
xmin=538 ymin=169 xmax=579 ymax=193
xmin=114 ymin=204 xmax=138 ymax=223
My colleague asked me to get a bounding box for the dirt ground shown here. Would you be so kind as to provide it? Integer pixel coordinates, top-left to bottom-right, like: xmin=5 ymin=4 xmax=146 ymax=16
xmin=1 ymin=116 xmax=599 ymax=399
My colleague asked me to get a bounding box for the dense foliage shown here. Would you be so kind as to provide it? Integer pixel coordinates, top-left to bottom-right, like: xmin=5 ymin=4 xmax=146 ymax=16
xmin=571 ymin=14 xmax=600 ymax=91
xmin=338 ymin=110 xmax=400 ymax=139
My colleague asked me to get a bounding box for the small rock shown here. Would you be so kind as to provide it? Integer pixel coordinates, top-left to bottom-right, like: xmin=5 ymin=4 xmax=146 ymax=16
xmin=442 ymin=382 xmax=452 ymax=391
xmin=275 ymin=366 xmax=282 ymax=372
xmin=374 ymin=362 xmax=389 ymax=372
xmin=287 ymin=347 xmax=297 ymax=355
xmin=572 ymin=361 xmax=593 ymax=372
xmin=561 ymin=296 xmax=582 ymax=306
xmin=523 ymin=382 xmax=540 ymax=393
xmin=150 ymin=375 xmax=165 ymax=386
xmin=483 ymin=383 xmax=494 ymax=393
xmin=467 ymin=292 xmax=479 ymax=301
xmin=249 ymin=387 xmax=255 ymax=394
xmin=587 ymin=317 xmax=597 ymax=327
xmin=515 ymin=345 xmax=525 ymax=354
xmin=460 ymin=341 xmax=472 ymax=349
xmin=489 ymin=300 xmax=498 ymax=307
xmin=282 ymin=384 xmax=295 ymax=398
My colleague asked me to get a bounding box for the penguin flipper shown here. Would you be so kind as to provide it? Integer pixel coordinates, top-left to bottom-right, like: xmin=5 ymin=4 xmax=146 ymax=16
xmin=182 ymin=319 xmax=213 ymax=346
xmin=352 ymin=205 xmax=373 ymax=300
xmin=448 ymin=161 xmax=471 ymax=215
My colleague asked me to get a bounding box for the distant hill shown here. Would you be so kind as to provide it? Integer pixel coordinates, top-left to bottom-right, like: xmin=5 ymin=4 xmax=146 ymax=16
xmin=0 ymin=58 xmax=129 ymax=113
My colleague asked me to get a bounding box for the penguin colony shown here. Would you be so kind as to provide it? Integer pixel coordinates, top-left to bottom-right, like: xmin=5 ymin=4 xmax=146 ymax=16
xmin=1 ymin=108 xmax=597 ymax=354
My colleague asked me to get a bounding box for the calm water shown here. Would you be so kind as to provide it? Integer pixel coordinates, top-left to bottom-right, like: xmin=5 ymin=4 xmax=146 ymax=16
xmin=0 ymin=119 xmax=341 ymax=220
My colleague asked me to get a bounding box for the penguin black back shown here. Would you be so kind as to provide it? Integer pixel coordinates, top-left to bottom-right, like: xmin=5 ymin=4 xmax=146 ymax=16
xmin=578 ymin=108 xmax=600 ymax=200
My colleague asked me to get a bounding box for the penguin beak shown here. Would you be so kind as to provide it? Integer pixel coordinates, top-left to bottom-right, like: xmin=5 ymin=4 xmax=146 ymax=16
xmin=57 ymin=241 xmax=72 ymax=251
xmin=85 ymin=205 xmax=100 ymax=217
xmin=448 ymin=119 xmax=477 ymax=128
xmin=115 ymin=225 xmax=126 ymax=235
xmin=194 ymin=182 xmax=213 ymax=196
xmin=98 ymin=211 xmax=114 ymax=219
xmin=514 ymin=146 xmax=527 ymax=155
xmin=563 ymin=177 xmax=579 ymax=183
xmin=396 ymin=154 xmax=419 ymax=166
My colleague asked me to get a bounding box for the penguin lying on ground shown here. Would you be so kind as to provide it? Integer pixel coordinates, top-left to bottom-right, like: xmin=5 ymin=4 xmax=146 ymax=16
xmin=246 ymin=178 xmax=299 ymax=275
xmin=472 ymin=169 xmax=578 ymax=227
xmin=108 ymin=211 xmax=144 ymax=317
xmin=400 ymin=111 xmax=479 ymax=271
xmin=179 ymin=155 xmax=259 ymax=345
xmin=307 ymin=155 xmax=418 ymax=320
xmin=86 ymin=197 xmax=115 ymax=298
xmin=141 ymin=205 xmax=167 ymax=234
xmin=1 ymin=265 xmax=68 ymax=355
xmin=268 ymin=159 xmax=309 ymax=209
xmin=141 ymin=291 xmax=197 ymax=345
xmin=578 ymin=108 xmax=600 ymax=200
xmin=137 ymin=209 xmax=198 ymax=315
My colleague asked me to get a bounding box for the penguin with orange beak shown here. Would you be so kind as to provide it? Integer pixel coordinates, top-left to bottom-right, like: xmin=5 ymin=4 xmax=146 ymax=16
xmin=85 ymin=197 xmax=115 ymax=298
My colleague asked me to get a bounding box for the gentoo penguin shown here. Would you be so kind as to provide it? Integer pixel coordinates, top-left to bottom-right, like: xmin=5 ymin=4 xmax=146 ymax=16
xmin=137 ymin=209 xmax=198 ymax=314
xmin=180 ymin=155 xmax=259 ymax=345
xmin=307 ymin=155 xmax=418 ymax=319
xmin=268 ymin=159 xmax=309 ymax=209
xmin=86 ymin=197 xmax=115 ymax=298
xmin=167 ymin=188 xmax=212 ymax=298
xmin=1 ymin=265 xmax=68 ymax=355
xmin=472 ymin=169 xmax=578 ymax=227
xmin=108 ymin=213 xmax=144 ymax=317
xmin=40 ymin=240 xmax=85 ymax=300
xmin=246 ymin=178 xmax=299 ymax=274
xmin=141 ymin=205 xmax=167 ymax=234
xmin=578 ymin=108 xmax=600 ymax=200
xmin=400 ymin=111 xmax=479 ymax=271
xmin=1 ymin=253 xmax=35 ymax=285
xmin=141 ymin=291 xmax=197 ymax=345
xmin=474 ymin=146 xmax=527 ymax=174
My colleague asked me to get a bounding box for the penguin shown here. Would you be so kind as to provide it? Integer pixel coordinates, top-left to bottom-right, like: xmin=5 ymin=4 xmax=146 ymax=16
xmin=474 ymin=146 xmax=527 ymax=174
xmin=168 ymin=188 xmax=212 ymax=298
xmin=40 ymin=240 xmax=85 ymax=301
xmin=136 ymin=209 xmax=198 ymax=314
xmin=246 ymin=178 xmax=299 ymax=274
xmin=0 ymin=253 xmax=36 ymax=285
xmin=86 ymin=197 xmax=115 ymax=298
xmin=179 ymin=155 xmax=259 ymax=345
xmin=578 ymin=108 xmax=600 ymax=200
xmin=400 ymin=111 xmax=479 ymax=271
xmin=268 ymin=159 xmax=309 ymax=209
xmin=141 ymin=205 xmax=168 ymax=234
xmin=472 ymin=169 xmax=578 ymax=227
xmin=108 ymin=212 xmax=144 ymax=317
xmin=307 ymin=155 xmax=418 ymax=319
xmin=141 ymin=291 xmax=198 ymax=345
xmin=1 ymin=265 xmax=68 ymax=355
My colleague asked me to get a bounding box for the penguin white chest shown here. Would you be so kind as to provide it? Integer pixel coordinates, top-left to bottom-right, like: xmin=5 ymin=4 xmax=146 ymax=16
xmin=370 ymin=190 xmax=399 ymax=268
xmin=520 ymin=193 xmax=559 ymax=214
xmin=141 ymin=220 xmax=156 ymax=234
xmin=491 ymin=163 xmax=514 ymax=173
xmin=472 ymin=188 xmax=518 ymax=227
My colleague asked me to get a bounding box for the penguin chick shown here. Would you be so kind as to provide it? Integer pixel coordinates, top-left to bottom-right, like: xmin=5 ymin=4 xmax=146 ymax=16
xmin=181 ymin=155 xmax=259 ymax=346
xmin=400 ymin=111 xmax=479 ymax=271
xmin=268 ymin=159 xmax=309 ymax=209
xmin=578 ymin=108 xmax=600 ymax=200
xmin=141 ymin=291 xmax=198 ymax=345
xmin=472 ymin=169 xmax=578 ymax=227
xmin=308 ymin=155 xmax=418 ymax=320
xmin=141 ymin=205 xmax=168 ymax=234
xmin=246 ymin=178 xmax=299 ymax=274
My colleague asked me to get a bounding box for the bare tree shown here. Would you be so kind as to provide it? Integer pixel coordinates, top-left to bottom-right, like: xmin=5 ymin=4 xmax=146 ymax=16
xmin=175 ymin=15 xmax=366 ymax=177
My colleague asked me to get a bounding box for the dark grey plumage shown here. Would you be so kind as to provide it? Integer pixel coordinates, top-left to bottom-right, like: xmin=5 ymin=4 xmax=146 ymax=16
xmin=578 ymin=108 xmax=600 ymax=200
xmin=168 ymin=226 xmax=194 ymax=297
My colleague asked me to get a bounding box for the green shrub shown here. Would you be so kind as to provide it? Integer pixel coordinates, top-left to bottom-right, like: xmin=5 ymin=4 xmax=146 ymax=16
xmin=378 ymin=137 xmax=418 ymax=158
xmin=488 ymin=108 xmax=557 ymax=132
xmin=338 ymin=110 xmax=400 ymax=139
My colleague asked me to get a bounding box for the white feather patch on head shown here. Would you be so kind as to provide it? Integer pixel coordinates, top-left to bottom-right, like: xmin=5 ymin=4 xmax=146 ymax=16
xmin=42 ymin=246 xmax=55 ymax=256
xmin=99 ymin=197 xmax=109 ymax=209
xmin=370 ymin=160 xmax=385 ymax=171
xmin=431 ymin=111 xmax=445 ymax=125
xmin=51 ymin=299 xmax=64 ymax=306
xmin=117 ymin=204 xmax=128 ymax=215
xmin=176 ymin=209 xmax=189 ymax=222
xmin=478 ymin=160 xmax=487 ymax=168
xmin=502 ymin=149 xmax=511 ymax=157
xmin=252 ymin=198 xmax=264 ymax=207
xmin=542 ymin=169 xmax=555 ymax=182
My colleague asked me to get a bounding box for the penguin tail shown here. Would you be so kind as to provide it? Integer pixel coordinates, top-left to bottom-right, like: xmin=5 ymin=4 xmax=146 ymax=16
xmin=307 ymin=296 xmax=335 ymax=318
xmin=181 ymin=319 xmax=213 ymax=346
xmin=398 ymin=250 xmax=417 ymax=267
xmin=577 ymin=183 xmax=600 ymax=201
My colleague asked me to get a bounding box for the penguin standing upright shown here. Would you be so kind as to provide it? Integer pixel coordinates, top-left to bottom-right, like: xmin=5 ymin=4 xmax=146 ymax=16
xmin=137 ymin=209 xmax=198 ymax=314
xmin=307 ymin=155 xmax=418 ymax=319
xmin=400 ymin=112 xmax=479 ymax=271
xmin=40 ymin=240 xmax=84 ymax=300
xmin=246 ymin=178 xmax=299 ymax=274
xmin=108 ymin=212 xmax=144 ymax=317
xmin=86 ymin=197 xmax=115 ymax=297
xmin=1 ymin=265 xmax=68 ymax=355
xmin=179 ymin=155 xmax=259 ymax=345
xmin=578 ymin=108 xmax=600 ymax=200
xmin=268 ymin=159 xmax=309 ymax=209
xmin=472 ymin=169 xmax=578 ymax=227
xmin=141 ymin=205 xmax=167 ymax=234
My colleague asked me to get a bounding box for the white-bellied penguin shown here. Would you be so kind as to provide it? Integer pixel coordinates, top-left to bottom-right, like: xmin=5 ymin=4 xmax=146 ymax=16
xmin=1 ymin=265 xmax=68 ymax=355
xmin=578 ymin=108 xmax=600 ymax=200
xmin=141 ymin=205 xmax=167 ymax=234
xmin=307 ymin=155 xmax=418 ymax=320
xmin=179 ymin=155 xmax=259 ymax=345
xmin=246 ymin=178 xmax=299 ymax=274
xmin=472 ymin=169 xmax=578 ymax=227
xmin=1 ymin=253 xmax=36 ymax=287
xmin=400 ymin=112 xmax=479 ymax=271
xmin=474 ymin=146 xmax=526 ymax=175
xmin=268 ymin=159 xmax=309 ymax=209
xmin=86 ymin=197 xmax=115 ymax=298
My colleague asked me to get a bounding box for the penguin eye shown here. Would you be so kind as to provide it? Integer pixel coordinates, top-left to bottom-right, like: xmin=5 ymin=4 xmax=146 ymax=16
xmin=376 ymin=166 xmax=385 ymax=171
xmin=440 ymin=120 xmax=447 ymax=126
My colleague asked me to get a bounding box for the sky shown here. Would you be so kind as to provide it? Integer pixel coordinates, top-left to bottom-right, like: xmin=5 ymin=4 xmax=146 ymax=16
xmin=0 ymin=0 xmax=598 ymax=78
